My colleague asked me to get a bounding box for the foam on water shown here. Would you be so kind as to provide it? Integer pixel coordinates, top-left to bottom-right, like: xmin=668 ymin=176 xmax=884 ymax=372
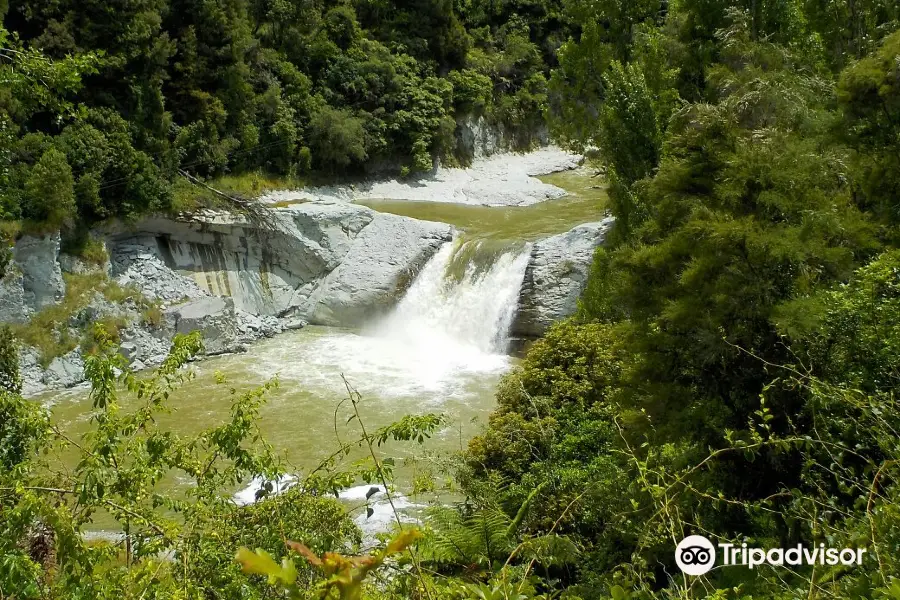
xmin=232 ymin=480 xmax=420 ymax=546
xmin=340 ymin=485 xmax=421 ymax=547
xmin=376 ymin=239 xmax=532 ymax=355
xmin=233 ymin=475 xmax=298 ymax=506
xmin=230 ymin=238 xmax=531 ymax=403
xmin=228 ymin=241 xmax=530 ymax=538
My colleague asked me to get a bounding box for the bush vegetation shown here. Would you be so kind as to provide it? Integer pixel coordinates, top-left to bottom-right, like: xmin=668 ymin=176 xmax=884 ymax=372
xmin=2 ymin=0 xmax=900 ymax=598
xmin=11 ymin=272 xmax=149 ymax=367
xmin=1 ymin=0 xmax=567 ymax=231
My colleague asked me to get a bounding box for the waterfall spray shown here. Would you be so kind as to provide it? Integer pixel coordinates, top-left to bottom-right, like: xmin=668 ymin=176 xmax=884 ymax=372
xmin=375 ymin=238 xmax=531 ymax=354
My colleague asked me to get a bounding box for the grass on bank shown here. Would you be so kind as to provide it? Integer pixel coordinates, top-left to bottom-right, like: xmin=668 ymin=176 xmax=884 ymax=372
xmin=11 ymin=272 xmax=158 ymax=368
xmin=170 ymin=171 xmax=309 ymax=213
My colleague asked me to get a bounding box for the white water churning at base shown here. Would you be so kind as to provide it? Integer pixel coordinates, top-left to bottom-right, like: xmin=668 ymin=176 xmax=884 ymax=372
xmin=375 ymin=239 xmax=531 ymax=355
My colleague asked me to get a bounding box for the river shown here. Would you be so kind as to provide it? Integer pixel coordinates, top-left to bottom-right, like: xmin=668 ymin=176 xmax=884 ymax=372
xmin=43 ymin=167 xmax=606 ymax=533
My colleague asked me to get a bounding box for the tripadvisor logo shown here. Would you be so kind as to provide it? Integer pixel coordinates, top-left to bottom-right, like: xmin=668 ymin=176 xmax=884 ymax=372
xmin=675 ymin=535 xmax=867 ymax=576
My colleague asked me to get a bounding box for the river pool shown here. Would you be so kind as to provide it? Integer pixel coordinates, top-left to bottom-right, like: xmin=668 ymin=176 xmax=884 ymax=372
xmin=43 ymin=167 xmax=607 ymax=530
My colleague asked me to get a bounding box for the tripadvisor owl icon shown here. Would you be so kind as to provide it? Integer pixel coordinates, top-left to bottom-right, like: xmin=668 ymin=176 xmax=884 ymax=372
xmin=675 ymin=535 xmax=716 ymax=575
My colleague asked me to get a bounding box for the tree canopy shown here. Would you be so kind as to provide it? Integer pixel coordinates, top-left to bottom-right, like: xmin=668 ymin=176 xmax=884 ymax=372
xmin=3 ymin=0 xmax=900 ymax=598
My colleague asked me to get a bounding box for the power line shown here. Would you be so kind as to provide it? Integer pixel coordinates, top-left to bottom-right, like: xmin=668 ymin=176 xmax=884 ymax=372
xmin=92 ymin=137 xmax=296 ymax=193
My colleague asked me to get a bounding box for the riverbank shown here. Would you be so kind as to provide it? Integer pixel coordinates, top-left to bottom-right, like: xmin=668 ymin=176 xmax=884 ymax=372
xmin=260 ymin=146 xmax=583 ymax=207
xmin=4 ymin=148 xmax=610 ymax=398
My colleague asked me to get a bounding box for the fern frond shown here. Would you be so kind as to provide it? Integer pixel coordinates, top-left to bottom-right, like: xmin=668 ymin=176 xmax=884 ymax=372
xmin=519 ymin=534 xmax=579 ymax=566
xmin=506 ymin=482 xmax=546 ymax=539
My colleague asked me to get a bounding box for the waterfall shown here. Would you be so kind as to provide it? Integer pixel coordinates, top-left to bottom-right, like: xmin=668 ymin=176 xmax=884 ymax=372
xmin=226 ymin=237 xmax=531 ymax=402
xmin=374 ymin=238 xmax=532 ymax=355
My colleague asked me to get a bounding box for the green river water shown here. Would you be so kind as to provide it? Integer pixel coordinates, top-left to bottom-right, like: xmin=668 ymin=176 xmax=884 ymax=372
xmin=44 ymin=167 xmax=607 ymax=530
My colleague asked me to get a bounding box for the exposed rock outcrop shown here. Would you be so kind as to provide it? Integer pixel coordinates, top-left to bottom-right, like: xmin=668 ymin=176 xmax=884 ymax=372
xmin=512 ymin=217 xmax=615 ymax=337
xmin=9 ymin=200 xmax=452 ymax=396
xmin=43 ymin=351 xmax=86 ymax=390
xmin=302 ymin=213 xmax=451 ymax=326
xmin=455 ymin=115 xmax=504 ymax=160
xmin=454 ymin=115 xmax=551 ymax=161
xmin=0 ymin=267 xmax=28 ymax=324
xmin=261 ymin=147 xmax=582 ymax=207
xmin=106 ymin=201 xmax=452 ymax=323
xmin=15 ymin=233 xmax=65 ymax=310
xmin=163 ymin=296 xmax=243 ymax=355
xmin=0 ymin=234 xmax=66 ymax=323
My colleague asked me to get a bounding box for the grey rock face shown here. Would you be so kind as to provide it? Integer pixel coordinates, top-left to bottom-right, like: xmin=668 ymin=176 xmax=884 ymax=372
xmin=512 ymin=217 xmax=615 ymax=337
xmin=163 ymin=296 xmax=242 ymax=355
xmin=454 ymin=115 xmax=550 ymax=161
xmin=14 ymin=233 xmax=65 ymax=310
xmin=19 ymin=347 xmax=46 ymax=397
xmin=59 ymin=249 xmax=111 ymax=276
xmin=456 ymin=115 xmax=505 ymax=160
xmin=106 ymin=203 xmax=373 ymax=317
xmin=43 ymin=351 xmax=85 ymax=389
xmin=303 ymin=213 xmax=452 ymax=327
xmin=0 ymin=267 xmax=30 ymax=324
xmin=107 ymin=201 xmax=451 ymax=328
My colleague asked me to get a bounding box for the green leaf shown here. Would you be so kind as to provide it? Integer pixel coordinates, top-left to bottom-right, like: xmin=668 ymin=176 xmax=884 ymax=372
xmin=611 ymin=585 xmax=628 ymax=600
xmin=235 ymin=547 xmax=297 ymax=585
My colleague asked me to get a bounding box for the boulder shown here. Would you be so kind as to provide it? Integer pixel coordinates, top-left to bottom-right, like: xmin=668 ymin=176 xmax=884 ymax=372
xmin=303 ymin=213 xmax=452 ymax=327
xmin=281 ymin=316 xmax=308 ymax=331
xmin=119 ymin=326 xmax=170 ymax=367
xmin=19 ymin=347 xmax=46 ymax=397
xmin=512 ymin=217 xmax=615 ymax=337
xmin=235 ymin=309 xmax=284 ymax=343
xmin=43 ymin=351 xmax=85 ymax=389
xmin=163 ymin=296 xmax=242 ymax=355
xmin=14 ymin=233 xmax=65 ymax=310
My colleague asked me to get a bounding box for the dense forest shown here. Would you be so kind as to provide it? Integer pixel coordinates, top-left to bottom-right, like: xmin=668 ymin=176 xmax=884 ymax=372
xmin=0 ymin=0 xmax=556 ymax=233
xmin=3 ymin=0 xmax=900 ymax=598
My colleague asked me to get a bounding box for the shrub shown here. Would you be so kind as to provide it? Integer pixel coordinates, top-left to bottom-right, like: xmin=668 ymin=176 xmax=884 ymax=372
xmin=308 ymin=105 xmax=367 ymax=171
xmin=23 ymin=148 xmax=76 ymax=228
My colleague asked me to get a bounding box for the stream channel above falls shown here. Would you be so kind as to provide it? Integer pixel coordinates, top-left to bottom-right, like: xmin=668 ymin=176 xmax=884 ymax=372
xmin=43 ymin=167 xmax=607 ymax=536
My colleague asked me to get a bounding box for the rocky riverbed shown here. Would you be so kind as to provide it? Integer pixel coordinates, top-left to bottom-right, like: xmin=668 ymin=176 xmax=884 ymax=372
xmin=260 ymin=146 xmax=583 ymax=207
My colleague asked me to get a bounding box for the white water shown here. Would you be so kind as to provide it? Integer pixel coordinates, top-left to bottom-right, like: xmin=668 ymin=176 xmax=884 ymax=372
xmin=375 ymin=240 xmax=532 ymax=354
xmin=245 ymin=238 xmax=532 ymax=402
xmin=233 ymin=479 xmax=420 ymax=546
xmin=228 ymin=239 xmax=531 ymax=537
xmin=55 ymin=237 xmax=532 ymax=534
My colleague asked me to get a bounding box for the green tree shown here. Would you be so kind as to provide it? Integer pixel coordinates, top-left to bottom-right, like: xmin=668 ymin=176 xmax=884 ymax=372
xmin=308 ymin=105 xmax=367 ymax=171
xmin=598 ymin=61 xmax=660 ymax=186
xmin=837 ymin=30 xmax=900 ymax=227
xmin=23 ymin=148 xmax=76 ymax=227
xmin=0 ymin=326 xmax=21 ymax=395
